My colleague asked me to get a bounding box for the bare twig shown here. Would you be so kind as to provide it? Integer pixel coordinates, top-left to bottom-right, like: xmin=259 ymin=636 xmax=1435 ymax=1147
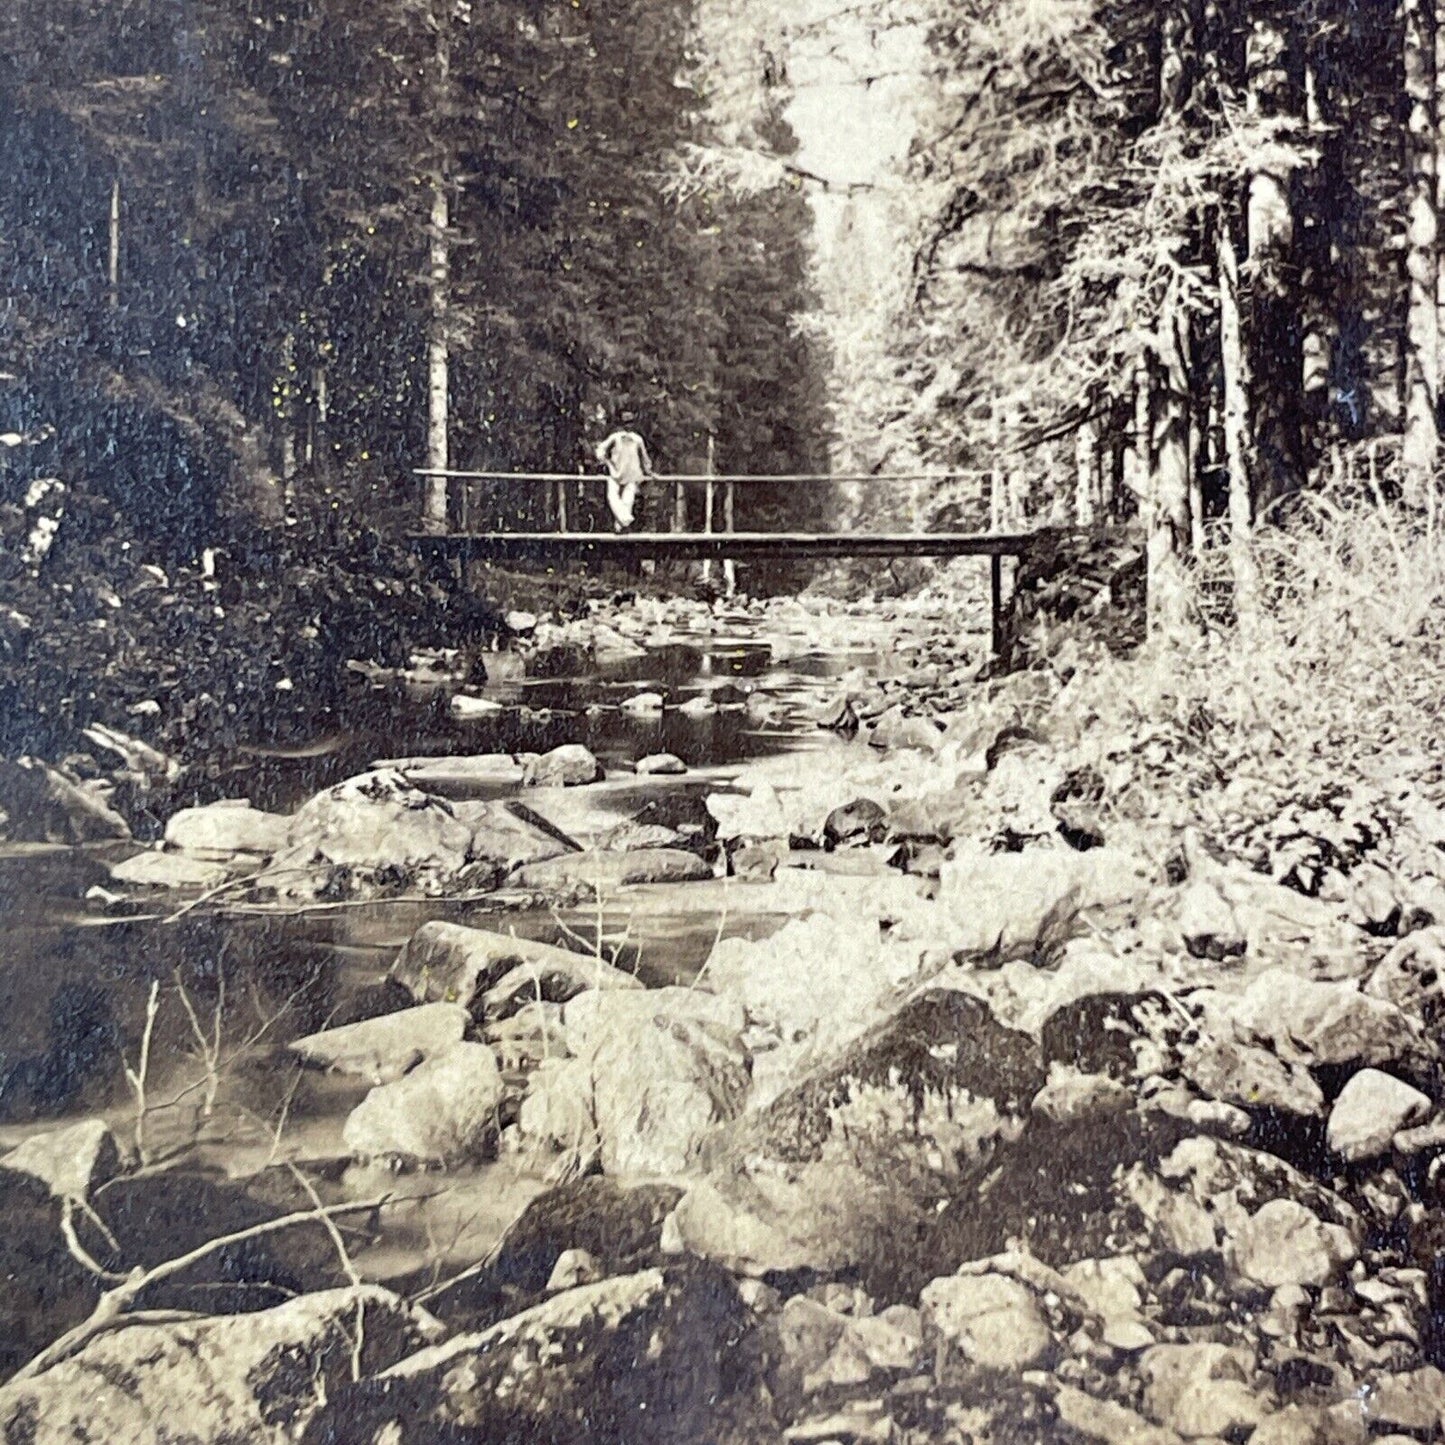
xmin=11 ymin=1194 xmax=396 ymax=1383
xmin=121 ymin=981 xmax=161 ymax=1165
xmin=59 ymin=1198 xmax=126 ymax=1283
xmin=286 ymin=1164 xmax=366 ymax=1382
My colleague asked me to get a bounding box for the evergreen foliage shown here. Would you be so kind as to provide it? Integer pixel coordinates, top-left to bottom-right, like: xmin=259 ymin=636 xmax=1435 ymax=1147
xmin=0 ymin=0 xmax=828 ymax=557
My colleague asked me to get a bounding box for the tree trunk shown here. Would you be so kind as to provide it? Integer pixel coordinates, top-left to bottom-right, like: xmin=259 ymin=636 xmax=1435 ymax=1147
xmin=1146 ymin=0 xmax=1200 ymax=636
xmin=1299 ymin=52 xmax=1336 ymax=479
xmin=1403 ymin=0 xmax=1439 ymax=500
xmin=423 ymin=176 xmax=450 ymax=532
xmin=1189 ymin=365 xmax=1208 ymax=554
xmin=278 ymin=331 xmax=297 ymax=517
xmin=108 ymin=177 xmax=120 ymax=311
xmin=1131 ymin=357 xmax=1154 ymax=519
xmin=306 ymin=363 xmax=328 ymax=468
xmin=1046 ymin=442 xmax=1069 ymax=526
xmin=1150 ymin=285 xmax=1195 ymax=633
xmin=1437 ymin=0 xmax=1445 ymax=414
xmin=1245 ymin=12 xmax=1305 ymax=515
xmin=989 ymin=404 xmax=1005 ymax=531
xmin=1219 ymin=216 xmax=1259 ymax=619
xmin=422 ymin=4 xmax=452 ymax=535
xmin=1075 ymin=419 xmax=1098 ymax=527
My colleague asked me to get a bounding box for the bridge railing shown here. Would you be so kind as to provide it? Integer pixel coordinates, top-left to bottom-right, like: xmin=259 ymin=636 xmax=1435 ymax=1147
xmin=413 ymin=467 xmax=993 ymax=537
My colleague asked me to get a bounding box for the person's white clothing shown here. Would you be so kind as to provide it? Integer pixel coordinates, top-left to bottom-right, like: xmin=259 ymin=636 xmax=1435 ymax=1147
xmin=595 ymin=430 xmax=652 ymax=530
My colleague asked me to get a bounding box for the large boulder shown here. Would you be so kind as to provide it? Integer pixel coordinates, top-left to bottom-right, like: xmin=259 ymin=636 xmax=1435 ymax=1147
xmin=0 ymin=1287 xmax=440 ymax=1445
xmin=1120 ymin=1135 xmax=1360 ymax=1282
xmin=581 ymin=993 xmax=751 ymax=1178
xmin=1325 ymin=1069 xmax=1433 ymax=1162
xmin=705 ymin=784 xmax=792 ymax=844
xmin=302 ymin=1266 xmax=760 ymax=1445
xmin=867 ymin=707 xmax=945 ymax=752
xmin=162 ymin=800 xmax=290 ymax=860
xmin=1216 ymin=970 xmax=1427 ymax=1068
xmin=260 ymin=770 xmax=474 ymax=898
xmin=343 ymin=1042 xmax=505 ymax=1165
xmin=288 ymin=1002 xmax=470 ymax=1085
xmin=391 ymin=921 xmax=641 ymax=1017
xmin=669 ymin=991 xmax=1049 ymax=1290
xmin=921 ymin=1271 xmax=1053 ymax=1371
xmin=516 ymin=1056 xmax=599 ymax=1160
xmin=517 ymin=990 xmax=751 ymax=1179
xmin=1366 ymin=929 xmax=1445 ymax=1017
xmin=701 ymin=911 xmax=920 ymax=1049
xmin=938 ymin=846 xmax=1152 ymax=955
xmin=1140 ymin=1342 xmax=1272 ymax=1439
xmin=523 ymin=745 xmax=603 ymax=788
xmin=1180 ymin=1038 xmax=1325 ymax=1118
xmin=1227 ymin=1198 xmax=1357 ymax=1289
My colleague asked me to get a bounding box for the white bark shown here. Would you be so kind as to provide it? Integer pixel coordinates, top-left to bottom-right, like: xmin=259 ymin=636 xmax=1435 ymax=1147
xmin=1219 ymin=221 xmax=1258 ymax=619
xmin=1403 ymin=0 xmax=1439 ymax=497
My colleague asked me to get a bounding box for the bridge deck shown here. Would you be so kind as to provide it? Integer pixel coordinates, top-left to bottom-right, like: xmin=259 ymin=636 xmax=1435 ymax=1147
xmin=409 ymin=530 xmax=1033 ymax=561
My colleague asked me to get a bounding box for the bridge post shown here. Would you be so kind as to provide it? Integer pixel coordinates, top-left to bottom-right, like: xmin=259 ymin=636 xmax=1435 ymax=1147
xmin=990 ymin=553 xmax=1004 ymax=660
xmin=556 ymin=476 xmax=568 ymax=532
xmin=702 ymin=436 xmax=716 ymax=584
xmin=723 ymin=478 xmax=736 ymax=596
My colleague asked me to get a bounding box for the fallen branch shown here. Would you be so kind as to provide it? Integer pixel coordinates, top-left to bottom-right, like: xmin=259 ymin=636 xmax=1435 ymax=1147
xmin=11 ymin=1194 xmax=395 ymax=1383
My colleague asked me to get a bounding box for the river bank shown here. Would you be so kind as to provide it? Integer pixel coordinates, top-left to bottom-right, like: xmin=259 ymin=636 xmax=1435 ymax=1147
xmin=5 ymin=530 xmax=1445 ymax=1444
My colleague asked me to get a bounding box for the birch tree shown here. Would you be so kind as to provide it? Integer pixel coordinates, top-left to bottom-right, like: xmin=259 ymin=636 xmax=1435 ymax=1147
xmin=1402 ymin=0 xmax=1439 ymax=500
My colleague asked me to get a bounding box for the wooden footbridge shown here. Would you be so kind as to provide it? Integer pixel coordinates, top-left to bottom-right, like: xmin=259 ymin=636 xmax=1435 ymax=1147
xmin=410 ymin=467 xmax=1039 ymax=656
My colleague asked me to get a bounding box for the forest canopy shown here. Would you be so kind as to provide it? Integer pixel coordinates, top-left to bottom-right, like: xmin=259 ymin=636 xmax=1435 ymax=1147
xmin=0 ymin=0 xmax=829 ymax=557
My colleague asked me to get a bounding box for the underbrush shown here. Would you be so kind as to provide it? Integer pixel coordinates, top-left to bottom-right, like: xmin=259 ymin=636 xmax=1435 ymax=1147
xmin=0 ymin=485 xmax=500 ymax=762
xmin=1052 ymin=487 xmax=1445 ymax=878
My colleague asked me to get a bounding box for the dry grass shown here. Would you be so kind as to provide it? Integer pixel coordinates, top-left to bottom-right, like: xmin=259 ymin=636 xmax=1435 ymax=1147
xmin=1043 ymin=485 xmax=1445 ymax=868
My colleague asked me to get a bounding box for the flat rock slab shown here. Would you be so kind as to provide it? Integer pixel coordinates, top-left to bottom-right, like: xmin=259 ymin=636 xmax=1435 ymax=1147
xmin=110 ymin=849 xmax=232 ymax=890
xmin=163 ymin=800 xmax=290 ymax=859
xmin=373 ymin=753 xmax=526 ymax=791
xmin=289 ymin=1002 xmax=470 ymax=1084
xmin=516 ymin=848 xmax=712 ymax=891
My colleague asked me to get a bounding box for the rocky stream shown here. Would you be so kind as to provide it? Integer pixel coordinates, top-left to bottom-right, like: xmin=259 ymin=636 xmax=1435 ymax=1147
xmin=3 ymin=576 xmax=1445 ymax=1445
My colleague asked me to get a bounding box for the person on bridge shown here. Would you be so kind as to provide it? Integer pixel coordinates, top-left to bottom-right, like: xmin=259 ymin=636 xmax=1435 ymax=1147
xmin=595 ymin=426 xmax=653 ymax=530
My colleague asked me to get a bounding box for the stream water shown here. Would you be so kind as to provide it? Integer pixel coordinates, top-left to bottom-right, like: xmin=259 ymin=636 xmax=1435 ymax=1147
xmin=0 ymin=600 xmax=951 ymax=1290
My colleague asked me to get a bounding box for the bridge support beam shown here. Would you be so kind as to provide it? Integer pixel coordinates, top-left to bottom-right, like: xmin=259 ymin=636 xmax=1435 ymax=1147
xmin=990 ymin=553 xmax=1005 ymax=660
